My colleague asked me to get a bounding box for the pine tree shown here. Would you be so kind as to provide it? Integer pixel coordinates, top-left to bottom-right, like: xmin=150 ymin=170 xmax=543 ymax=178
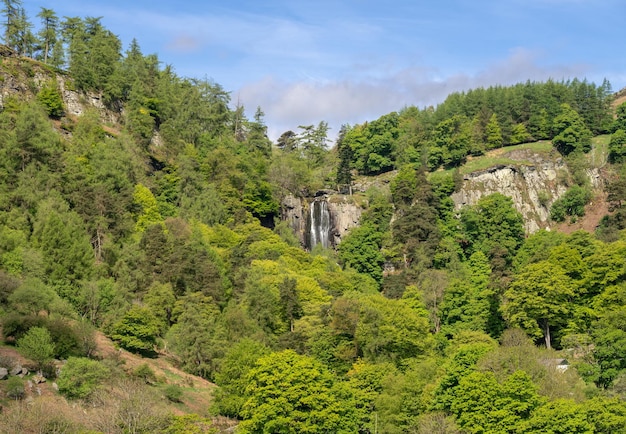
xmin=37 ymin=7 xmax=58 ymax=63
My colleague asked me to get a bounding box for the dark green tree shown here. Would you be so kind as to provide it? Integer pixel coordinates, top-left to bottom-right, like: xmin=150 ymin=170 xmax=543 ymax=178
xmin=279 ymin=277 xmax=302 ymax=333
xmin=609 ymin=129 xmax=626 ymax=163
xmin=552 ymin=103 xmax=592 ymax=155
xmin=335 ymin=124 xmax=353 ymax=188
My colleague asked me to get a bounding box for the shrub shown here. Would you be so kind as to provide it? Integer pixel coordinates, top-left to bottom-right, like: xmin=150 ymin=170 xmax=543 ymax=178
xmin=37 ymin=82 xmax=64 ymax=118
xmin=17 ymin=326 xmax=55 ymax=371
xmin=6 ymin=376 xmax=25 ymax=400
xmin=133 ymin=363 xmax=158 ymax=384
xmin=57 ymin=357 xmax=110 ymax=400
xmin=550 ymin=186 xmax=592 ymax=222
xmin=111 ymin=306 xmax=160 ymax=355
xmin=164 ymin=384 xmax=183 ymax=403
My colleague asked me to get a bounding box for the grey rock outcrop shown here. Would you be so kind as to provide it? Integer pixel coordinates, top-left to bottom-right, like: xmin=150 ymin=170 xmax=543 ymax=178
xmin=0 ymin=367 xmax=8 ymax=380
xmin=451 ymin=152 xmax=602 ymax=234
xmin=451 ymin=162 xmax=567 ymax=233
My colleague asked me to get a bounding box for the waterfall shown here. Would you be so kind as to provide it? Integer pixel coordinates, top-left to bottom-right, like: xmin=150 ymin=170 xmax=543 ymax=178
xmin=309 ymin=200 xmax=331 ymax=249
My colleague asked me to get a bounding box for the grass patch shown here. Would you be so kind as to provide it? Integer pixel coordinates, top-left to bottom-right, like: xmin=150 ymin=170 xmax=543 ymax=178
xmin=589 ymin=134 xmax=610 ymax=168
xmin=459 ymin=141 xmax=555 ymax=175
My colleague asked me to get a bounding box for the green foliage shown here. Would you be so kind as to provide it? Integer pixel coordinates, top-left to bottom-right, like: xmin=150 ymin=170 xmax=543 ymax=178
xmin=609 ymin=129 xmax=626 ymax=163
xmin=5 ymin=375 xmax=25 ymax=400
xmin=164 ymin=384 xmax=184 ymax=403
xmin=133 ymin=363 xmax=158 ymax=384
xmin=133 ymin=184 xmax=163 ymax=233
xmin=111 ymin=305 xmax=160 ymax=354
xmin=57 ymin=356 xmax=110 ymax=400
xmin=239 ymin=350 xmax=359 ymax=433
xmin=166 ymin=293 xmax=226 ymax=379
xmin=614 ymin=102 xmax=626 ymax=132
xmin=460 ymin=193 xmax=525 ymax=268
xmin=162 ymin=414 xmax=218 ymax=434
xmin=550 ymin=185 xmax=592 ymax=222
xmin=552 ymin=103 xmax=593 ymax=155
xmin=8 ymin=277 xmax=58 ymax=315
xmin=17 ymin=325 xmax=54 ymax=369
xmin=485 ymin=113 xmax=503 ymax=149
xmin=211 ymin=338 xmax=270 ymax=418
xmin=344 ymin=113 xmax=398 ymax=175
xmin=502 ymin=261 xmax=577 ymax=348
xmin=510 ymin=122 xmax=533 ymax=144
xmin=449 ymin=370 xmax=543 ymax=433
xmin=431 ymin=115 xmax=474 ymax=168
xmin=36 ymin=81 xmax=64 ymax=117
xmin=337 ymin=223 xmax=384 ymax=283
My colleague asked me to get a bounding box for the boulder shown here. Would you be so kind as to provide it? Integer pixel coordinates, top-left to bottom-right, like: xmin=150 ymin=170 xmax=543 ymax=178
xmin=10 ymin=365 xmax=22 ymax=376
xmin=32 ymin=373 xmax=46 ymax=384
xmin=0 ymin=367 xmax=7 ymax=380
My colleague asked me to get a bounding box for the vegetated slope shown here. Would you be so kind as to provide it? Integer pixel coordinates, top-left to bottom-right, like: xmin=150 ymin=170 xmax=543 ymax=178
xmin=0 ymin=328 xmax=233 ymax=431
xmin=2 ymin=11 xmax=626 ymax=432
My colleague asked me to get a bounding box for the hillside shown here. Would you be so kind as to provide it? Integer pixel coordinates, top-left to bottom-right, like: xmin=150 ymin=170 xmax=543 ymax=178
xmin=1 ymin=11 xmax=626 ymax=433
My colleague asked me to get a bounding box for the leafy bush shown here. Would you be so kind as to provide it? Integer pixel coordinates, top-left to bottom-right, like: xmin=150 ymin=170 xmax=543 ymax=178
xmin=57 ymin=357 xmax=110 ymax=400
xmin=550 ymin=186 xmax=592 ymax=222
xmin=17 ymin=326 xmax=55 ymax=370
xmin=164 ymin=384 xmax=183 ymax=403
xmin=37 ymin=82 xmax=64 ymax=118
xmin=111 ymin=306 xmax=160 ymax=355
xmin=133 ymin=363 xmax=158 ymax=384
xmin=6 ymin=376 xmax=25 ymax=400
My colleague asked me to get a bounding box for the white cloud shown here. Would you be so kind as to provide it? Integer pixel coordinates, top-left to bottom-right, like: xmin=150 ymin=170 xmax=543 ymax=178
xmin=165 ymin=35 xmax=202 ymax=53
xmin=239 ymin=48 xmax=590 ymax=142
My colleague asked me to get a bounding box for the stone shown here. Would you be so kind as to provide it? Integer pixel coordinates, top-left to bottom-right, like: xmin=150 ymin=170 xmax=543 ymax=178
xmin=32 ymin=374 xmax=46 ymax=384
xmin=10 ymin=365 xmax=22 ymax=376
xmin=0 ymin=367 xmax=8 ymax=380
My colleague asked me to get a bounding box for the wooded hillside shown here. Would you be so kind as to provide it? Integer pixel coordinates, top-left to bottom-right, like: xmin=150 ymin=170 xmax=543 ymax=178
xmin=2 ymin=4 xmax=626 ymax=433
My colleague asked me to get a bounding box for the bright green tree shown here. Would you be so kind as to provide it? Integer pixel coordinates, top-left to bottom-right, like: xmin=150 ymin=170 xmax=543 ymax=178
xmin=337 ymin=223 xmax=384 ymax=283
xmin=111 ymin=305 xmax=161 ymax=354
xmin=239 ymin=350 xmax=358 ymax=433
xmin=17 ymin=326 xmax=54 ymax=371
xmin=485 ymin=113 xmax=503 ymax=149
xmin=133 ymin=184 xmax=163 ymax=233
xmin=211 ymin=338 xmax=270 ymax=418
xmin=501 ymin=261 xmax=577 ymax=348
xmin=57 ymin=356 xmax=110 ymax=400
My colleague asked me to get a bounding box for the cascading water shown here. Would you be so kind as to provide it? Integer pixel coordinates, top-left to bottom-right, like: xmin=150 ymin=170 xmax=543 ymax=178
xmin=308 ymin=200 xmax=331 ymax=249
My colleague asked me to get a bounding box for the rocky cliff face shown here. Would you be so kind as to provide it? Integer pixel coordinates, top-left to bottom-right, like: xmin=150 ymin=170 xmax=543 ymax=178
xmin=450 ymin=148 xmax=603 ymax=233
xmin=0 ymin=54 xmax=121 ymax=125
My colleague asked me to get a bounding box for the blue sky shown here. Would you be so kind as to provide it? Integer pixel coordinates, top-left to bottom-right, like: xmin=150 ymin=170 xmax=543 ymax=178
xmin=24 ymin=0 xmax=626 ymax=140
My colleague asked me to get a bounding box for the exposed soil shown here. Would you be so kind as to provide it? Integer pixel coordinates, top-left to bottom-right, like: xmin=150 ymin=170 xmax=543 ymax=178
xmin=554 ymin=191 xmax=610 ymax=234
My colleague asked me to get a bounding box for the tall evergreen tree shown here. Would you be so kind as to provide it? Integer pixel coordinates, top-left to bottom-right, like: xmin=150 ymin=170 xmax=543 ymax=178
xmin=37 ymin=7 xmax=58 ymax=63
xmin=1 ymin=0 xmax=21 ymax=51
